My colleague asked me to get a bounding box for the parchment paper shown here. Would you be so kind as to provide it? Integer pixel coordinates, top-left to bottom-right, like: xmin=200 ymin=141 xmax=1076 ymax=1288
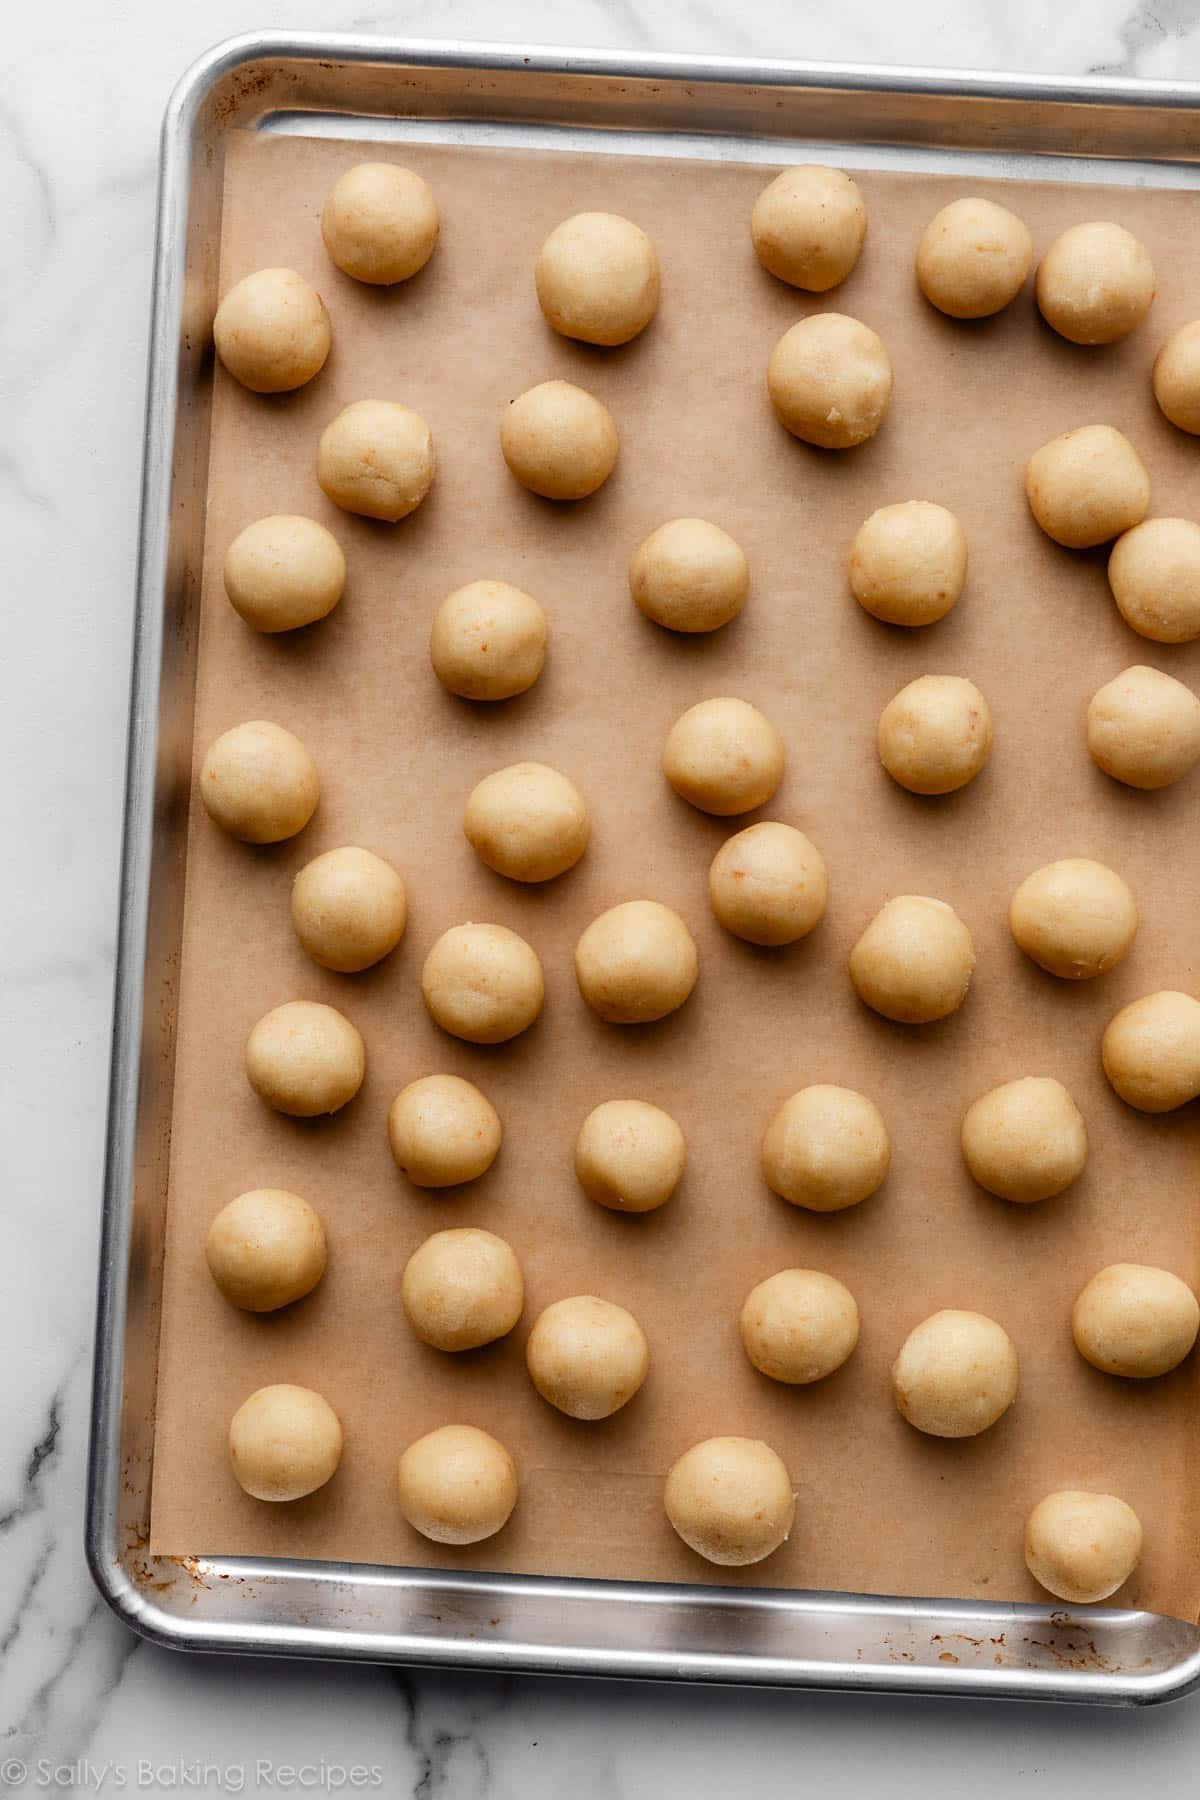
xmin=149 ymin=130 xmax=1200 ymax=1617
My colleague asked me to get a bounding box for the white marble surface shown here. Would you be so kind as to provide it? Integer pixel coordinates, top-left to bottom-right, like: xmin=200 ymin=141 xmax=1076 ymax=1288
xmin=6 ymin=0 xmax=1200 ymax=1790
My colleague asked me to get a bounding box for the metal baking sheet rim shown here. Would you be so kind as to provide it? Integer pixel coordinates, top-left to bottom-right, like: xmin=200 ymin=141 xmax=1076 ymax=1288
xmin=85 ymin=30 xmax=1200 ymax=1702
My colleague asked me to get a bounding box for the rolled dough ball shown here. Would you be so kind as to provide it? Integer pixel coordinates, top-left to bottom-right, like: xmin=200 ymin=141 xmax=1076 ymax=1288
xmin=463 ymin=761 xmax=590 ymax=882
xmin=574 ymin=900 xmax=698 ymax=1024
xmin=708 ymin=821 xmax=827 ymax=946
xmin=1025 ymin=425 xmax=1150 ymax=549
xmin=245 ymin=1000 xmax=365 ymax=1117
xmin=200 ymin=719 xmax=319 ymax=844
xmin=317 ymin=400 xmax=435 ymax=522
xmin=739 ymin=1268 xmax=860 ymax=1384
xmin=290 ymin=845 xmax=407 ymax=972
xmin=321 ymin=162 xmax=438 ymax=285
xmin=213 ymin=268 xmax=331 ymax=393
xmin=1072 ymin=1263 xmax=1200 ymax=1378
xmin=223 ymin=514 xmax=345 ymax=633
xmin=664 ymin=1437 xmax=794 ymax=1567
xmin=915 ymin=196 xmax=1033 ymax=319
xmin=1009 ymin=857 xmax=1137 ymax=980
xmin=430 ymin=580 xmax=547 ymax=701
xmin=1087 ymin=664 xmax=1200 ymax=789
xmin=629 ymin=517 xmax=749 ymax=634
xmin=1102 ymin=990 xmax=1200 ymax=1112
xmin=526 ymin=1295 xmax=649 ymax=1419
xmin=387 ymin=1074 xmax=501 ymax=1188
xmin=960 ymin=1076 xmax=1087 ymax=1204
xmin=892 ymin=1310 xmax=1019 ymax=1438
xmin=850 ymin=895 xmax=975 ymax=1024
xmin=662 ymin=696 xmax=785 ymax=816
xmin=1153 ymin=319 xmax=1200 ymax=434
xmin=849 ymin=501 xmax=967 ymax=627
xmin=421 ymin=922 xmax=544 ymax=1044
xmin=535 ymin=211 xmax=659 ymax=346
xmin=401 ymin=1228 xmax=524 ymax=1351
xmin=206 ymin=1188 xmax=327 ymax=1312
xmin=751 ymin=166 xmax=867 ymax=292
xmin=877 ymin=674 xmax=993 ymax=795
xmin=500 ymin=380 xmax=618 ymax=500
xmin=761 ymin=1084 xmax=890 ymax=1212
xmin=1036 ymin=222 xmax=1155 ymax=345
xmin=768 ymin=312 xmax=891 ymax=450
xmin=1025 ymin=1490 xmax=1143 ymax=1604
xmin=1108 ymin=517 xmax=1200 ymax=644
xmin=229 ymin=1384 xmax=342 ymax=1501
xmin=574 ymin=1098 xmax=685 ymax=1213
xmin=397 ymin=1425 xmax=517 ymax=1545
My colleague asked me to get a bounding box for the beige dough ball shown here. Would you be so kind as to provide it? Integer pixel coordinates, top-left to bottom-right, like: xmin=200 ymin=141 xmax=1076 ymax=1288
xmin=223 ymin=515 xmax=345 ymax=633
xmin=751 ymin=165 xmax=867 ymax=292
xmin=664 ymin=1437 xmax=794 ymax=1567
xmin=574 ymin=900 xmax=698 ymax=1024
xmin=401 ymin=1228 xmax=523 ymax=1352
xmin=500 ymin=380 xmax=618 ymax=500
xmin=892 ymin=1310 xmax=1019 ymax=1438
xmin=1036 ymin=222 xmax=1155 ymax=345
xmin=574 ymin=1099 xmax=685 ymax=1213
xmin=213 ymin=268 xmax=330 ymax=394
xmin=387 ymin=1074 xmax=501 ymax=1188
xmin=1025 ymin=1490 xmax=1143 ymax=1604
xmin=877 ymin=674 xmax=993 ymax=796
xmin=1073 ymin=1263 xmax=1199 ymax=1378
xmin=429 ymin=580 xmax=547 ymax=702
xmin=290 ymin=846 xmax=407 ymax=972
xmin=629 ymin=517 xmax=749 ymax=634
xmin=1009 ymin=858 xmax=1137 ymax=980
xmin=850 ymin=895 xmax=975 ymax=1024
xmin=206 ymin=1188 xmax=326 ymax=1312
xmin=526 ymin=1295 xmax=649 ymax=1419
xmin=1102 ymin=990 xmax=1200 ymax=1112
xmin=916 ymin=196 xmax=1033 ymax=319
xmin=321 ymin=162 xmax=438 ymax=285
xmin=708 ymin=821 xmax=827 ymax=946
xmin=397 ymin=1425 xmax=517 ymax=1545
xmin=663 ymin=696 xmax=785 ymax=816
xmin=199 ymin=720 xmax=319 ymax=844
xmin=850 ymin=501 xmax=967 ymax=627
xmin=1153 ymin=319 xmax=1200 ymax=434
xmin=421 ymin=923 xmax=544 ymax=1044
xmin=463 ymin=761 xmax=589 ymax=883
xmin=245 ymin=1000 xmax=365 ymax=1117
xmin=961 ymin=1076 xmax=1088 ymax=1204
xmin=761 ymin=1084 xmax=890 ymax=1213
xmin=229 ymin=1384 xmax=342 ymax=1502
xmin=1108 ymin=517 xmax=1200 ymax=644
xmin=317 ymin=400 xmax=435 ymax=522
xmin=768 ymin=312 xmax=892 ymax=449
xmin=535 ymin=211 xmax=659 ymax=346
xmin=1087 ymin=664 xmax=1200 ymax=790
xmin=739 ymin=1269 xmax=860 ymax=1384
xmin=1025 ymin=425 xmax=1150 ymax=549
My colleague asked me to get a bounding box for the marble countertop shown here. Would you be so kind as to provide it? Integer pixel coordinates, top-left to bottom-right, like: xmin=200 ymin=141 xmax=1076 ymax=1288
xmin=6 ymin=0 xmax=1200 ymax=1791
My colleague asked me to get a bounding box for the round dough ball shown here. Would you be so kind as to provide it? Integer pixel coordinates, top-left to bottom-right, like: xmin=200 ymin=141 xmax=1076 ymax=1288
xmin=1009 ymin=857 xmax=1137 ymax=980
xmin=387 ymin=1074 xmax=501 ymax=1188
xmin=1153 ymin=319 xmax=1200 ymax=434
xmin=430 ymin=580 xmax=547 ymax=701
xmin=850 ymin=895 xmax=975 ymax=1024
xmin=1025 ymin=425 xmax=1150 ymax=550
xmin=463 ymin=761 xmax=589 ymax=883
xmin=574 ymin=1098 xmax=685 ymax=1213
xmin=662 ymin=696 xmax=785 ymax=816
xmin=739 ymin=1269 xmax=860 ymax=1384
xmin=535 ymin=211 xmax=659 ymax=346
xmin=291 ymin=846 xmax=407 ymax=972
xmin=317 ymin=400 xmax=435 ymax=522
xmin=768 ymin=312 xmax=892 ymax=449
xmin=200 ymin=719 xmax=319 ymax=844
xmin=421 ymin=923 xmax=544 ymax=1044
xmin=397 ymin=1425 xmax=517 ymax=1545
xmin=849 ymin=501 xmax=967 ymax=627
xmin=1072 ymin=1263 xmax=1199 ymax=1379
xmin=915 ymin=196 xmax=1033 ymax=319
xmin=401 ymin=1228 xmax=523 ymax=1352
xmin=877 ymin=674 xmax=992 ymax=796
xmin=321 ymin=162 xmax=438 ymax=285
xmin=229 ymin=1384 xmax=342 ymax=1501
xmin=1025 ymin=1490 xmax=1143 ymax=1604
xmin=525 ymin=1295 xmax=649 ymax=1419
xmin=892 ymin=1310 xmax=1019 ymax=1438
xmin=751 ymin=166 xmax=867 ymax=292
xmin=213 ymin=268 xmax=330 ymax=394
xmin=960 ymin=1076 xmax=1087 ymax=1204
xmin=500 ymin=380 xmax=618 ymax=500
xmin=574 ymin=900 xmax=698 ymax=1024
xmin=1108 ymin=517 xmax=1200 ymax=645
xmin=223 ymin=514 xmax=345 ymax=633
xmin=708 ymin=821 xmax=828 ymax=946
xmin=1087 ymin=664 xmax=1200 ymax=790
xmin=245 ymin=1000 xmax=365 ymax=1117
xmin=664 ymin=1437 xmax=794 ymax=1567
xmin=761 ymin=1084 xmax=890 ymax=1213
xmin=629 ymin=517 xmax=749 ymax=634
xmin=1102 ymin=990 xmax=1200 ymax=1112
xmin=1036 ymin=222 xmax=1155 ymax=345
xmin=206 ymin=1188 xmax=327 ymax=1312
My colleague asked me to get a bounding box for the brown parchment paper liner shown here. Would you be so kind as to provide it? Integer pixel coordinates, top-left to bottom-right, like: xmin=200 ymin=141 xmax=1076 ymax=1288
xmin=149 ymin=130 xmax=1200 ymax=1618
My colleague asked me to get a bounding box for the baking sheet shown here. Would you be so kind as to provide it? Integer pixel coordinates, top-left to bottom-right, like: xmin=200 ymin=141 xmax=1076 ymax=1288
xmin=149 ymin=129 xmax=1200 ymax=1617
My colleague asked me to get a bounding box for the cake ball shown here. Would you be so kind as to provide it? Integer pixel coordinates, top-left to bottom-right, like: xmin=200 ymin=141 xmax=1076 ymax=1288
xmin=850 ymin=895 xmax=974 ymax=1024
xmin=574 ymin=1099 xmax=685 ymax=1213
xmin=662 ymin=697 xmax=785 ymax=816
xmin=321 ymin=162 xmax=438 ymax=284
xmin=751 ymin=165 xmax=867 ymax=292
xmin=960 ymin=1077 xmax=1087 ymax=1204
xmin=1036 ymin=222 xmax=1155 ymax=345
xmin=401 ymin=1228 xmax=523 ymax=1352
xmin=1072 ymin=1263 xmax=1199 ymax=1379
xmin=213 ymin=268 xmax=331 ymax=393
xmin=892 ymin=1310 xmax=1018 ymax=1438
xmin=397 ymin=1426 xmax=517 ymax=1545
xmin=463 ymin=762 xmax=589 ymax=882
xmin=387 ymin=1074 xmax=502 ymax=1188
xmin=1101 ymin=990 xmax=1200 ymax=1112
xmin=200 ymin=720 xmax=319 ymax=844
xmin=429 ymin=580 xmax=547 ymax=701
xmin=629 ymin=517 xmax=749 ymax=634
xmin=739 ymin=1269 xmax=860 ymax=1384
xmin=1025 ymin=425 xmax=1149 ymax=549
xmin=291 ymin=846 xmax=407 ymax=972
xmin=206 ymin=1188 xmax=326 ymax=1312
xmin=1087 ymin=665 xmax=1200 ymax=790
xmin=877 ymin=674 xmax=992 ymax=795
xmin=421 ymin=923 xmax=544 ymax=1045
xmin=317 ymin=401 xmax=435 ymax=522
xmin=229 ymin=1384 xmax=342 ymax=1501
xmin=762 ymin=1084 xmax=890 ymax=1212
xmin=665 ymin=1437 xmax=794 ymax=1567
xmin=1025 ymin=1490 xmax=1143 ymax=1604
xmin=915 ymin=196 xmax=1032 ymax=319
xmin=849 ymin=501 xmax=967 ymax=627
xmin=535 ymin=211 xmax=659 ymax=345
xmin=244 ymin=1001 xmax=365 ymax=1118
xmin=1008 ymin=858 xmax=1136 ymax=981
xmin=1108 ymin=518 xmax=1200 ymax=644
xmin=526 ymin=1295 xmax=649 ymax=1419
xmin=574 ymin=900 xmax=698 ymax=1024
xmin=768 ymin=312 xmax=892 ymax=449
xmin=223 ymin=515 xmax=345 ymax=633
xmin=1153 ymin=319 xmax=1200 ymax=433
xmin=708 ymin=822 xmax=827 ymax=946
xmin=500 ymin=380 xmax=618 ymax=500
